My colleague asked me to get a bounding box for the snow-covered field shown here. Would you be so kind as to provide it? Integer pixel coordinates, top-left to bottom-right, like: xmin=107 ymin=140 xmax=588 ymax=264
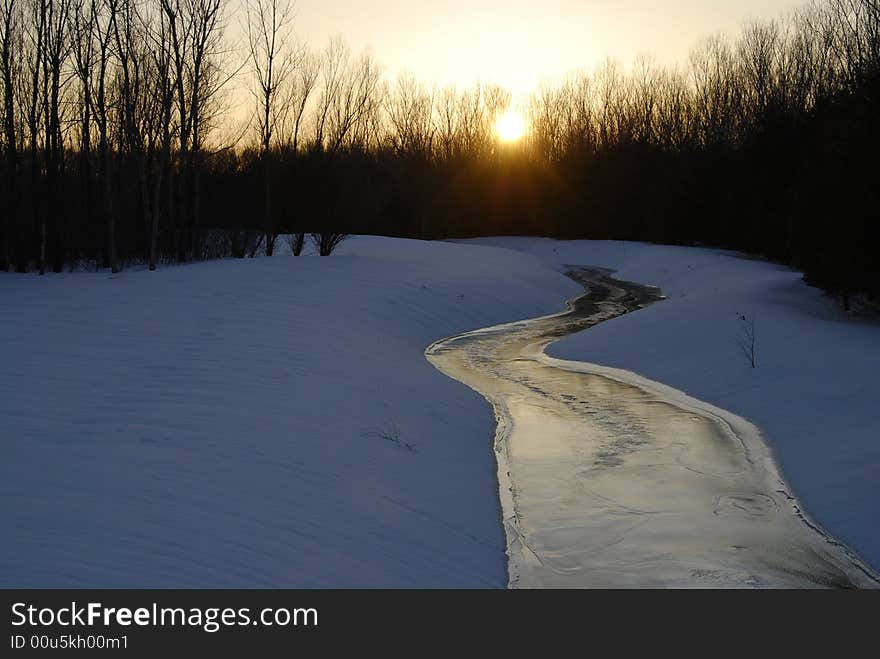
xmin=2 ymin=235 xmax=878 ymax=586
xmin=470 ymin=238 xmax=880 ymax=573
xmin=0 ymin=237 xmax=578 ymax=587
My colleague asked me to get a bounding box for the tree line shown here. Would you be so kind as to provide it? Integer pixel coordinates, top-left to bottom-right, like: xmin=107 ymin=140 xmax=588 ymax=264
xmin=0 ymin=0 xmax=878 ymax=303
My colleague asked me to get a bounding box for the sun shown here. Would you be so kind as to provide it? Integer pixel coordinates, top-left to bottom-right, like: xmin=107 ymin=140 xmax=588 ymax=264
xmin=495 ymin=109 xmax=527 ymax=143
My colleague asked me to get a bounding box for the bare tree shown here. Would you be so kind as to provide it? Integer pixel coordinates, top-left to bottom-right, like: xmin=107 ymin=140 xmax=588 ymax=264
xmin=21 ymin=0 xmax=46 ymax=273
xmin=158 ymin=0 xmax=227 ymax=260
xmin=738 ymin=20 xmax=782 ymax=127
xmin=284 ymin=230 xmax=303 ymax=255
xmin=690 ymin=35 xmax=742 ymax=146
xmin=309 ymin=231 xmax=345 ymax=256
xmin=1 ymin=0 xmax=18 ymax=270
xmin=244 ymin=0 xmax=297 ymax=256
xmin=93 ymin=0 xmax=116 ymax=272
xmin=39 ymin=0 xmax=73 ymax=273
xmin=433 ymin=85 xmax=459 ymax=159
xmin=630 ymin=55 xmax=660 ymax=144
xmin=68 ymin=0 xmax=96 ymax=265
xmin=159 ymin=0 xmax=192 ymax=259
xmin=188 ymin=0 xmax=227 ymax=258
xmin=455 ymin=83 xmax=492 ymax=156
xmin=736 ymin=312 xmax=757 ymax=368
xmin=277 ymin=48 xmax=317 ymax=257
xmin=385 ymin=73 xmax=434 ymax=156
xmin=147 ymin=3 xmax=177 ymax=270
xmin=595 ymin=59 xmax=631 ymax=147
xmin=283 ymin=48 xmax=317 ymax=152
xmin=314 ymin=37 xmax=382 ymax=154
xmin=312 ymin=35 xmax=342 ymax=150
xmin=529 ymin=82 xmax=567 ymax=162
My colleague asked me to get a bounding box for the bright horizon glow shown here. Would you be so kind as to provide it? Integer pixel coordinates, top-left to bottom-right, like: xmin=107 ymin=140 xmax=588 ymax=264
xmin=495 ymin=110 xmax=527 ymax=143
xmin=291 ymin=1 xmax=804 ymax=101
xmin=221 ymin=1 xmax=808 ymax=133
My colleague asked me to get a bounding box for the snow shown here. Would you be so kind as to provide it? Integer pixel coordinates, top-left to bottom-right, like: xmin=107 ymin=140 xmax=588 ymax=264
xmin=468 ymin=237 xmax=880 ymax=573
xmin=3 ymin=234 xmax=877 ymax=586
xmin=0 ymin=236 xmax=577 ymax=587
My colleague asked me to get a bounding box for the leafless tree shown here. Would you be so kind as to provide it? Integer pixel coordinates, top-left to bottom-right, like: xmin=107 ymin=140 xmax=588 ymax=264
xmin=309 ymin=231 xmax=345 ymax=256
xmin=315 ymin=38 xmax=382 ymax=154
xmin=112 ymin=0 xmax=157 ymax=272
xmin=155 ymin=0 xmax=227 ymax=260
xmin=92 ymin=0 xmax=116 ymax=272
xmin=187 ymin=0 xmax=226 ymax=258
xmin=527 ymin=83 xmax=562 ymax=161
xmin=736 ymin=312 xmax=757 ymax=368
xmin=595 ymin=59 xmax=631 ymax=147
xmin=630 ymin=55 xmax=660 ymax=144
xmin=146 ymin=4 xmax=177 ymax=270
xmin=312 ymin=35 xmax=342 ymax=150
xmin=385 ymin=73 xmax=434 ymax=156
xmin=1 ymin=0 xmax=19 ymax=270
xmin=690 ymin=35 xmax=742 ymax=146
xmin=245 ymin=0 xmax=298 ymax=255
xmin=68 ymin=0 xmax=96 ymax=265
xmin=455 ymin=84 xmax=491 ymax=157
xmin=282 ymin=48 xmax=317 ymax=152
xmin=284 ymin=230 xmax=304 ymax=255
xmin=20 ymin=0 xmax=45 ymax=273
xmin=39 ymin=0 xmax=73 ymax=273
xmin=433 ymin=86 xmax=459 ymax=159
xmin=158 ymin=0 xmax=191 ymax=259
xmin=738 ymin=20 xmax=782 ymax=126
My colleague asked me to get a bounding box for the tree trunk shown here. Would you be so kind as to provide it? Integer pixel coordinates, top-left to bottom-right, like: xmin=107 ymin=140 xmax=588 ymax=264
xmin=192 ymin=152 xmax=201 ymax=260
xmin=1 ymin=18 xmax=14 ymax=272
xmin=264 ymin=154 xmax=274 ymax=256
xmin=292 ymin=232 xmax=304 ymax=256
xmin=102 ymin=145 xmax=118 ymax=273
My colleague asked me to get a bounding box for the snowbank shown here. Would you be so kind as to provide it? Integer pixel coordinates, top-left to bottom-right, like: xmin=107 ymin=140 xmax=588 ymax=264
xmin=469 ymin=237 xmax=880 ymax=573
xmin=0 ymin=236 xmax=579 ymax=587
xmin=4 ymin=234 xmax=876 ymax=585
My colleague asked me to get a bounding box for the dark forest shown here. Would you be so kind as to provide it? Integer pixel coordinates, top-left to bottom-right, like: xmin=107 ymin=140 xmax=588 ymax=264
xmin=1 ymin=0 xmax=878 ymax=306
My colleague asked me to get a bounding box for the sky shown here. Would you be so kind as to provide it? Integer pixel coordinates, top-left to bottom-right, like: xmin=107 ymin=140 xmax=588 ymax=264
xmin=288 ymin=0 xmax=804 ymax=97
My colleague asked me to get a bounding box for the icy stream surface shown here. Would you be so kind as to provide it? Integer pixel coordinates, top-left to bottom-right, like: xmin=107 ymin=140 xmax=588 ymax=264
xmin=426 ymin=268 xmax=879 ymax=588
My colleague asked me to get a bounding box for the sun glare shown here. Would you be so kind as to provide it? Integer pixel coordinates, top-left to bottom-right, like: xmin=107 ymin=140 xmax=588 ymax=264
xmin=495 ymin=109 xmax=527 ymax=143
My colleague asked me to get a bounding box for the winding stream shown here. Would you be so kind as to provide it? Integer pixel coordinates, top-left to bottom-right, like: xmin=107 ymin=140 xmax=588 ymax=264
xmin=426 ymin=268 xmax=878 ymax=588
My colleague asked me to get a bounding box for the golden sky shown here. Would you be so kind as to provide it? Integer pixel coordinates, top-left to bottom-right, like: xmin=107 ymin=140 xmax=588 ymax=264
xmin=290 ymin=0 xmax=803 ymax=97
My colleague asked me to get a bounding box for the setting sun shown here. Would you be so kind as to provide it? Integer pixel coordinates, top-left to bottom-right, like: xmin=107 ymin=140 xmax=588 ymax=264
xmin=495 ymin=110 xmax=527 ymax=142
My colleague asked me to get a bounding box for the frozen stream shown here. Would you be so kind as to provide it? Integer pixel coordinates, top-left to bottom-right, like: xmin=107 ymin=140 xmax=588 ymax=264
xmin=426 ymin=268 xmax=878 ymax=588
